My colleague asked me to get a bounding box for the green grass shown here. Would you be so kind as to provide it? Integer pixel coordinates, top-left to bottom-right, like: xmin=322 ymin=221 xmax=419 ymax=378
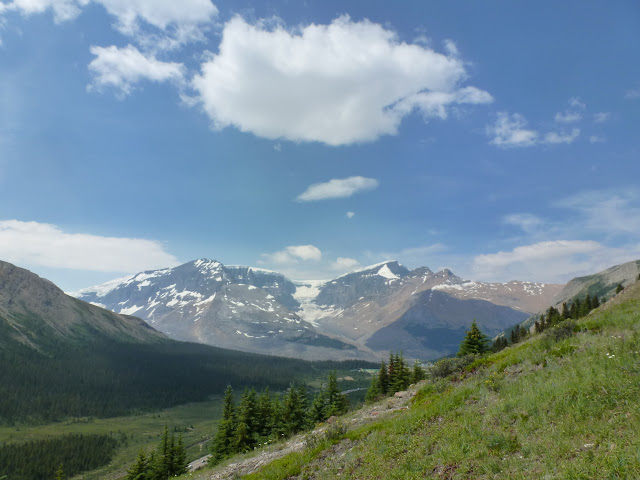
xmin=245 ymin=284 xmax=640 ymax=479
xmin=0 ymin=397 xmax=224 ymax=479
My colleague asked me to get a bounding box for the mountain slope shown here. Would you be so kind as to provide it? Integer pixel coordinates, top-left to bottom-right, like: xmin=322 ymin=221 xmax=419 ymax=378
xmin=72 ymin=259 xmax=371 ymax=361
xmin=552 ymin=258 xmax=640 ymax=305
xmin=0 ymin=260 xmax=374 ymax=423
xmin=73 ymin=259 xmax=562 ymax=361
xmin=0 ymin=260 xmax=165 ymax=349
xmin=231 ymin=280 xmax=640 ymax=480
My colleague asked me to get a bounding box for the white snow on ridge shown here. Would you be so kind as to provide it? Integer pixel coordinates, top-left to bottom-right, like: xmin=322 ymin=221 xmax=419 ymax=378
xmin=119 ymin=304 xmax=143 ymax=315
xmin=67 ymin=274 xmax=135 ymax=298
xmin=377 ymin=264 xmax=399 ymax=280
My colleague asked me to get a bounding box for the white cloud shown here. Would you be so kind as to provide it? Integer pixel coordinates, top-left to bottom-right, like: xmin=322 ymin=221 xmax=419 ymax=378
xmin=554 ymin=97 xmax=585 ymax=123
xmin=589 ymin=135 xmax=606 ymax=144
xmin=2 ymin=0 xmax=218 ymax=49
xmin=488 ymin=112 xmax=580 ymax=148
xmin=297 ymin=176 xmax=379 ymax=202
xmin=346 ymin=211 xmax=355 ymax=219
xmin=88 ymin=44 xmax=185 ymax=97
xmin=0 ymin=220 xmax=179 ymax=272
xmin=542 ymin=128 xmax=580 ymax=145
xmin=472 ymin=240 xmax=640 ymax=283
xmin=486 ymin=112 xmax=538 ymax=148
xmin=331 ymin=257 xmax=360 ymax=271
xmin=593 ymin=112 xmax=610 ymax=123
xmin=192 ymin=15 xmax=492 ymax=146
xmin=2 ymin=0 xmax=88 ymax=23
xmin=260 ymin=244 xmax=322 ymax=265
xmin=95 ymin=0 xmax=217 ymax=37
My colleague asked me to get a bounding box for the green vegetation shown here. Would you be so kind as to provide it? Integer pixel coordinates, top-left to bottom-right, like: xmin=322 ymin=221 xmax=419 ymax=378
xmin=0 ymin=315 xmax=374 ymax=424
xmin=209 ymin=372 xmax=351 ymax=466
xmin=365 ymin=352 xmax=426 ymax=403
xmin=125 ymin=426 xmax=187 ymax=479
xmin=457 ymin=320 xmax=490 ymax=356
xmin=242 ymin=283 xmax=640 ymax=479
xmin=0 ymin=433 xmax=119 ymax=480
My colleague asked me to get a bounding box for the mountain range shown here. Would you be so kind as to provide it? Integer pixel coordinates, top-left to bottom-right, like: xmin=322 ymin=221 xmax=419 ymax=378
xmin=72 ymin=259 xmax=563 ymax=360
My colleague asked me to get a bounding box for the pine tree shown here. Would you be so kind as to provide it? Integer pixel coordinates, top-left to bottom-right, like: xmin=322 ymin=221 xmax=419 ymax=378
xmin=561 ymin=302 xmax=570 ymax=319
xmin=377 ymin=361 xmax=389 ymax=395
xmin=126 ymin=450 xmax=148 ymax=480
xmin=209 ymin=385 xmax=236 ymax=464
xmin=411 ymin=360 xmax=426 ymax=384
xmin=616 ymin=283 xmax=624 ymax=294
xmin=458 ymin=320 xmax=490 ymax=356
xmin=325 ymin=371 xmax=349 ymax=417
xmin=365 ymin=376 xmax=382 ymax=403
xmin=591 ymin=295 xmax=600 ymax=309
xmin=55 ymin=464 xmax=66 ymax=480
xmin=308 ymin=386 xmax=327 ymax=425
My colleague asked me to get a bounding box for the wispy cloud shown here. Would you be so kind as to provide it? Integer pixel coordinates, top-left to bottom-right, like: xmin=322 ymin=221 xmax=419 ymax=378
xmin=346 ymin=211 xmax=355 ymax=219
xmin=88 ymin=44 xmax=185 ymax=97
xmin=2 ymin=0 xmax=218 ymax=49
xmin=553 ymin=97 xmax=585 ymax=123
xmin=487 ymin=111 xmax=581 ymax=148
xmin=297 ymin=176 xmax=379 ymax=202
xmin=331 ymin=257 xmax=360 ymax=271
xmin=259 ymin=245 xmax=322 ymax=265
xmin=625 ymin=86 xmax=640 ymax=100
xmin=486 ymin=112 xmax=538 ymax=148
xmin=542 ymin=128 xmax=580 ymax=145
xmin=593 ymin=112 xmax=611 ymax=123
xmin=0 ymin=220 xmax=179 ymax=272
xmin=471 ymin=240 xmax=640 ymax=283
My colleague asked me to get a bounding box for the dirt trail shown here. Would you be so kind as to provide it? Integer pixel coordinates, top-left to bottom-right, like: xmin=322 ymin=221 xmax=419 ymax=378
xmin=189 ymin=386 xmax=420 ymax=479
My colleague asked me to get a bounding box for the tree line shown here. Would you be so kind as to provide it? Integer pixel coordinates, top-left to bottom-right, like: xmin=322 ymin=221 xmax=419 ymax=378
xmin=209 ymin=371 xmax=350 ymax=465
xmin=0 ymin=433 xmax=119 ymax=480
xmin=126 ymin=426 xmax=187 ymax=480
xmin=365 ymin=352 xmax=427 ymax=402
xmin=0 ymin=322 xmax=374 ymax=424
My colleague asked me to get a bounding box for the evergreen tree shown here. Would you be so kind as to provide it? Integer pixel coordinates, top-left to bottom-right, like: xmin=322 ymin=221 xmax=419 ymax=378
xmin=411 ymin=360 xmax=426 ymax=384
xmin=390 ymin=352 xmax=410 ymax=393
xmin=591 ymin=295 xmax=600 ymax=309
xmin=458 ymin=320 xmax=490 ymax=356
xmin=561 ymin=302 xmax=570 ymax=319
xmin=209 ymin=385 xmax=236 ymax=464
xmin=377 ymin=361 xmax=389 ymax=396
xmin=308 ymin=386 xmax=327 ymax=425
xmin=255 ymin=388 xmax=274 ymax=439
xmin=616 ymin=283 xmax=624 ymax=294
xmin=126 ymin=450 xmax=149 ymax=480
xmin=325 ymin=371 xmax=349 ymax=417
xmin=55 ymin=464 xmax=66 ymax=480
xmin=364 ymin=376 xmax=382 ymax=403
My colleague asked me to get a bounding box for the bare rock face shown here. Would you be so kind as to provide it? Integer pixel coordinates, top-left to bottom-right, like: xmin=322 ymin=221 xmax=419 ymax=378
xmin=72 ymin=258 xmax=565 ymax=361
xmin=72 ymin=259 xmax=373 ymax=361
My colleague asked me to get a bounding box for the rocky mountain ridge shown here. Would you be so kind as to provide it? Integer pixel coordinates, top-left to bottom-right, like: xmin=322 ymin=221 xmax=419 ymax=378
xmin=72 ymin=258 xmax=562 ymax=360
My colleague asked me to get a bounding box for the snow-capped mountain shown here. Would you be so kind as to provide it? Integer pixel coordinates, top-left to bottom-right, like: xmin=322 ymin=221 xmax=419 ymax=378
xmin=72 ymin=259 xmax=563 ymax=360
xmin=71 ymin=259 xmax=372 ymax=360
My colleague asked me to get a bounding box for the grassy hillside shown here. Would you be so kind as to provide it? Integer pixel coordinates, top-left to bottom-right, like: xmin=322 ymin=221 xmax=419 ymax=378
xmin=240 ymin=281 xmax=640 ymax=479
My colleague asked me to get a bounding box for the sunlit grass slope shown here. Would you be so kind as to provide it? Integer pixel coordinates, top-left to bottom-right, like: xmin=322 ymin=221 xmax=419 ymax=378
xmin=248 ymin=282 xmax=640 ymax=479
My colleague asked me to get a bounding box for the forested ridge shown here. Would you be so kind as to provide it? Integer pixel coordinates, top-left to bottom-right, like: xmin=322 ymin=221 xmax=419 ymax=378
xmin=0 ymin=312 xmax=374 ymax=424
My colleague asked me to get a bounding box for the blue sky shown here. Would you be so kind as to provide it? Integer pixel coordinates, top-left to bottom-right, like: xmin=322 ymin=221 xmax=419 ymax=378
xmin=1 ymin=0 xmax=639 ymax=291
